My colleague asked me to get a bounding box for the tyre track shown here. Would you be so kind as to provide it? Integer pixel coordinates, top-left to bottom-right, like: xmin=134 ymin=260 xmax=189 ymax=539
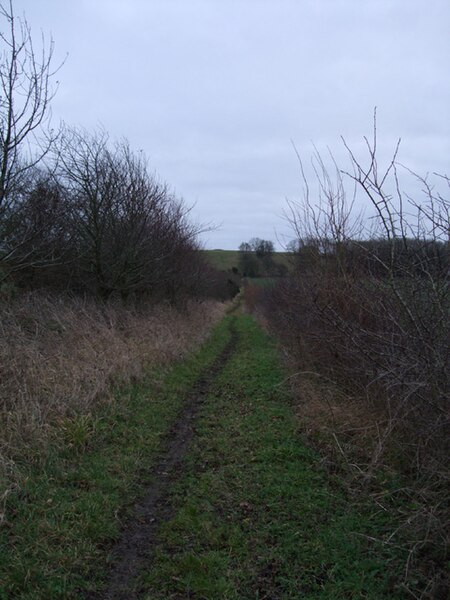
xmin=83 ymin=317 xmax=238 ymax=599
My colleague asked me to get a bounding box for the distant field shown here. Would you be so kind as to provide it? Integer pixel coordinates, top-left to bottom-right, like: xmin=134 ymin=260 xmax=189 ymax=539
xmin=203 ymin=249 xmax=292 ymax=272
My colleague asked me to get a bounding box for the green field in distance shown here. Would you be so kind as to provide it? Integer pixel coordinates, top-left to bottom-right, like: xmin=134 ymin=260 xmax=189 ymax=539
xmin=203 ymin=249 xmax=292 ymax=272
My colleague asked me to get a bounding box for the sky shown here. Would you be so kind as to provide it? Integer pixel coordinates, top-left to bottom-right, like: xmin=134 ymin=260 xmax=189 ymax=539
xmin=8 ymin=0 xmax=450 ymax=249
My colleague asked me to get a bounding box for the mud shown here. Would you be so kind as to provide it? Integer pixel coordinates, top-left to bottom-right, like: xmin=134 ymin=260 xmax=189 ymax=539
xmin=83 ymin=319 xmax=237 ymax=599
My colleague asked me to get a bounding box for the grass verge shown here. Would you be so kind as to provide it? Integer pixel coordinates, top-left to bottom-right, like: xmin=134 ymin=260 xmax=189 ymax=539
xmin=141 ymin=314 xmax=409 ymax=599
xmin=0 ymin=318 xmax=232 ymax=599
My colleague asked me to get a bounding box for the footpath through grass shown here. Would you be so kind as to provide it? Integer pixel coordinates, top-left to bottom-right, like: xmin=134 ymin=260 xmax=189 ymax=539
xmin=0 ymin=319 xmax=232 ymax=598
xmin=1 ymin=312 xmax=408 ymax=598
xmin=141 ymin=314 xmax=406 ymax=599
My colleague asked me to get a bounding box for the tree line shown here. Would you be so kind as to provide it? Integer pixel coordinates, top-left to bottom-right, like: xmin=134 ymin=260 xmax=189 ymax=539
xmin=0 ymin=1 xmax=234 ymax=303
xmin=238 ymin=237 xmax=287 ymax=277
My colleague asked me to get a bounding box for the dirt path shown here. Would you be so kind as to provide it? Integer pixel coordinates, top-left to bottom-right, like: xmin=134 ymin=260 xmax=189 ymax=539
xmin=89 ymin=319 xmax=238 ymax=600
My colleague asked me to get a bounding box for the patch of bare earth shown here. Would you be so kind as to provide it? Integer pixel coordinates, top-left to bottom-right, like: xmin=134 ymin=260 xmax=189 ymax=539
xmin=83 ymin=320 xmax=237 ymax=600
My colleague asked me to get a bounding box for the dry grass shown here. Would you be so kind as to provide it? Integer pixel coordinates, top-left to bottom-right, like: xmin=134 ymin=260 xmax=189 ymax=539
xmin=0 ymin=292 xmax=226 ymax=495
xmin=273 ymin=345 xmax=384 ymax=479
xmin=262 ymin=316 xmax=449 ymax=598
xmin=285 ymin=364 xmax=450 ymax=598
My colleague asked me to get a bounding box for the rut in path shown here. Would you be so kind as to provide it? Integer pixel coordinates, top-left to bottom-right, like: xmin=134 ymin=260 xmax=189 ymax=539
xmin=85 ymin=318 xmax=238 ymax=600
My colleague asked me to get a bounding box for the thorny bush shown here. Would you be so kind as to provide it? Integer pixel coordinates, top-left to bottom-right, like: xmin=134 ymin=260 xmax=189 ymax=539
xmin=256 ymin=120 xmax=449 ymax=596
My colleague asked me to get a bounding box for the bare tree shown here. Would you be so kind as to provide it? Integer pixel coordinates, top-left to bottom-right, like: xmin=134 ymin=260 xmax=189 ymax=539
xmin=0 ymin=0 xmax=62 ymax=279
xmin=54 ymin=126 xmax=204 ymax=301
xmin=0 ymin=0 xmax=60 ymax=201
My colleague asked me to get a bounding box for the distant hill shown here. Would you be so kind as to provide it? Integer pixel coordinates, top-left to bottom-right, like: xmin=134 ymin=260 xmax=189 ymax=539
xmin=202 ymin=249 xmax=292 ymax=273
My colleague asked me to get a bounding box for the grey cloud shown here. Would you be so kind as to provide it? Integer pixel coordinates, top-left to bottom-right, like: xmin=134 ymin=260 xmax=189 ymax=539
xmin=13 ymin=0 xmax=450 ymax=248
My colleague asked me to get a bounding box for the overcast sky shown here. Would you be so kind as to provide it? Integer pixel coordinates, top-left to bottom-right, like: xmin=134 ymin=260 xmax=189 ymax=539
xmin=10 ymin=0 xmax=450 ymax=249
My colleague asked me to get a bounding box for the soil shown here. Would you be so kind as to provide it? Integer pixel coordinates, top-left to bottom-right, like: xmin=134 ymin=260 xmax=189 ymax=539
xmin=83 ymin=319 xmax=237 ymax=599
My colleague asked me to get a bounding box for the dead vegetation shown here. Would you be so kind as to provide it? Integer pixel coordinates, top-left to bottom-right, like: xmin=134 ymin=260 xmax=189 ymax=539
xmin=283 ymin=363 xmax=449 ymax=600
xmin=252 ymin=119 xmax=449 ymax=597
xmin=0 ymin=1 xmax=235 ymax=525
xmin=0 ymin=292 xmax=225 ymax=501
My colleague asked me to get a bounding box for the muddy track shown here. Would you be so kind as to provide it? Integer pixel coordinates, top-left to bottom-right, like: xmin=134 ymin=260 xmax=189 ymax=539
xmin=83 ymin=317 xmax=238 ymax=600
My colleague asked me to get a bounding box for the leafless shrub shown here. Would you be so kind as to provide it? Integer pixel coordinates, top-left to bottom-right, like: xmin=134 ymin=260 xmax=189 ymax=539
xmin=261 ymin=117 xmax=449 ymax=592
xmin=46 ymin=126 xmax=205 ymax=301
xmin=0 ymin=0 xmax=210 ymax=302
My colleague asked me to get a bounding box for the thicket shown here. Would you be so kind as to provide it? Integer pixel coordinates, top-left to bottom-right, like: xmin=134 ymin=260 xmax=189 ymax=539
xmin=1 ymin=123 xmax=236 ymax=302
xmin=254 ymin=123 xmax=449 ymax=597
xmin=0 ymin=1 xmax=233 ymax=304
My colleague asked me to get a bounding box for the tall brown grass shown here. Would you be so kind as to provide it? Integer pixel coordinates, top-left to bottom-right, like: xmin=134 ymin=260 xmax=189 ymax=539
xmin=0 ymin=292 xmax=225 ymax=498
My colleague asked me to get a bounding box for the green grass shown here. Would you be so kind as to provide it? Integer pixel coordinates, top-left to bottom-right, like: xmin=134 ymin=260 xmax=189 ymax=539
xmin=203 ymin=249 xmax=240 ymax=271
xmin=203 ymin=249 xmax=292 ymax=272
xmin=0 ymin=319 xmax=233 ymax=599
xmin=1 ymin=312 xmax=412 ymax=598
xmin=141 ymin=315 xmax=408 ymax=599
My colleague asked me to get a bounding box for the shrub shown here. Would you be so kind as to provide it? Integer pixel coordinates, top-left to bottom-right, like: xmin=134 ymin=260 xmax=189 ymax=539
xmin=257 ymin=122 xmax=449 ymax=591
